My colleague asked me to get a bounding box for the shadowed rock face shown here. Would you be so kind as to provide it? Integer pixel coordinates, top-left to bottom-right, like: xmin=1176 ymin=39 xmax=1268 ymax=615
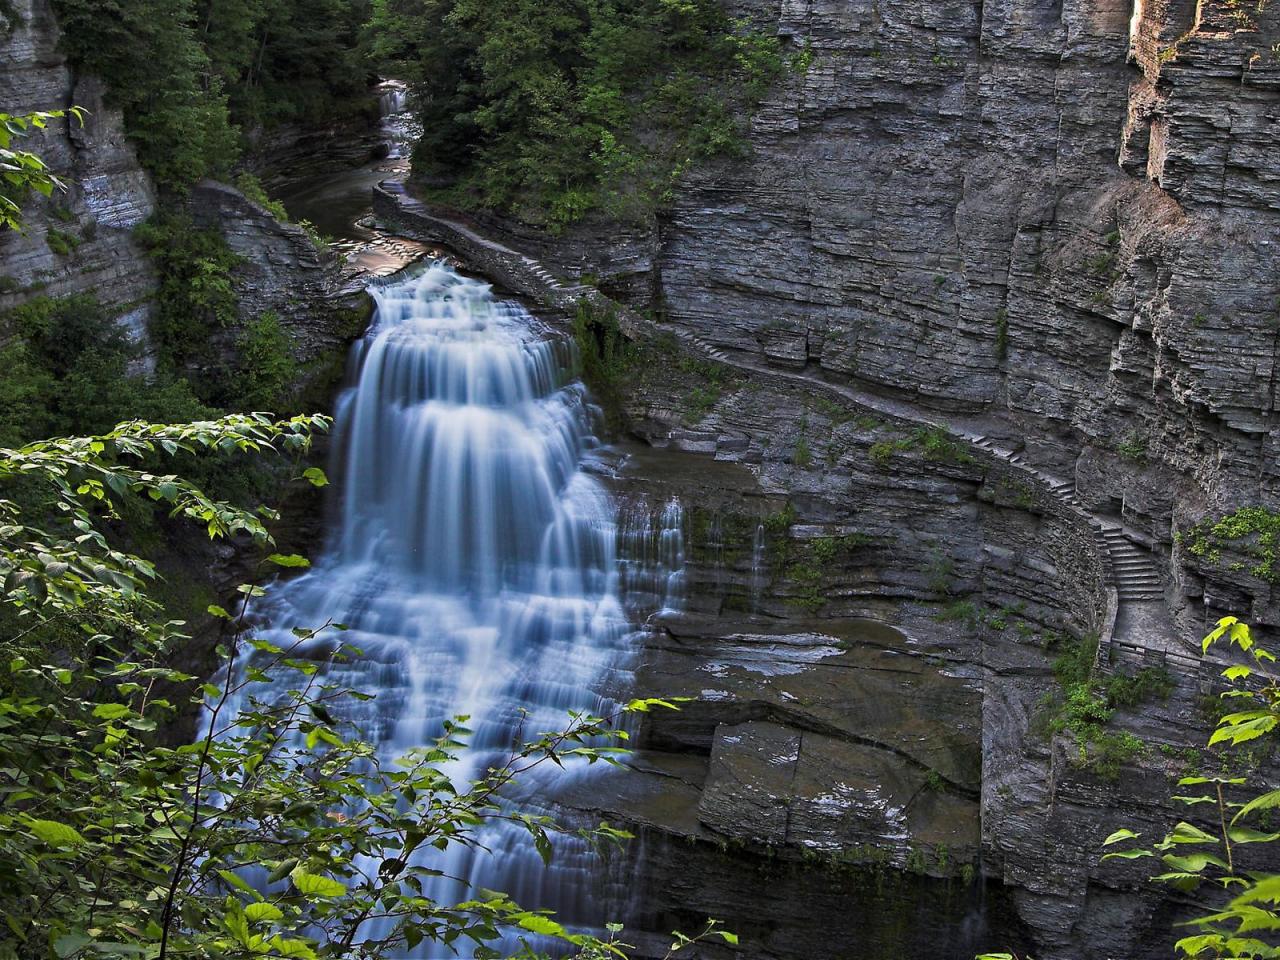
xmin=576 ymin=384 xmax=1206 ymax=960
xmin=0 ymin=0 xmax=157 ymax=337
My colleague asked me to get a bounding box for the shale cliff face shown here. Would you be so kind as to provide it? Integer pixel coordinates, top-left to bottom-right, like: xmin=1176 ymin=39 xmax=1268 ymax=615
xmin=0 ymin=0 xmax=157 ymax=337
xmin=0 ymin=0 xmax=369 ymax=398
xmin=416 ymin=25 xmax=1280 ymax=948
xmin=380 ymin=0 xmax=1280 ymax=938
xmin=465 ymin=0 xmax=1280 ymax=634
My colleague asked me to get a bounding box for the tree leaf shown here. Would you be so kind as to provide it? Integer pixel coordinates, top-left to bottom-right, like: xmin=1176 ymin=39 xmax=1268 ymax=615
xmin=1103 ymin=828 xmax=1140 ymax=846
xmin=267 ymin=554 xmax=310 ymax=568
xmin=53 ymin=932 xmax=91 ymax=958
xmin=28 ymin=819 xmax=86 ymax=847
xmin=244 ymin=902 xmax=284 ymax=923
xmin=290 ymin=868 xmax=345 ymax=898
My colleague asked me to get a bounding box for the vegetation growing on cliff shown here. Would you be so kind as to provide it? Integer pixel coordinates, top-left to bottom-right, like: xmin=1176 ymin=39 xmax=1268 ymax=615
xmin=1035 ymin=632 xmax=1173 ymax=781
xmin=134 ymin=213 xmax=305 ymax=416
xmin=0 ymin=295 xmax=211 ymax=446
xmin=372 ymin=0 xmax=796 ymax=226
xmin=572 ymin=299 xmax=741 ymax=429
xmin=869 ymin=426 xmax=976 ymax=469
xmin=1183 ymin=506 xmax=1280 ymax=583
xmin=50 ymin=0 xmax=373 ymax=189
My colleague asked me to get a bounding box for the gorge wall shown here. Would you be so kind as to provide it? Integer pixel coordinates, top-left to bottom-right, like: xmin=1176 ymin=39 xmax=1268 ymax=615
xmin=452 ymin=0 xmax=1280 ymax=641
xmin=0 ymin=0 xmax=369 ymax=389
xmin=371 ymin=196 xmax=1235 ymax=958
xmin=0 ymin=0 xmax=157 ymax=338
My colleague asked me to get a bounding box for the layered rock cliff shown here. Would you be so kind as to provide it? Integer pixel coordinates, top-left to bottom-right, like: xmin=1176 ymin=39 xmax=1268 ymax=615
xmin=391 ymin=17 xmax=1280 ymax=947
xmin=446 ymin=0 xmax=1280 ymax=636
xmin=0 ymin=0 xmax=157 ymax=337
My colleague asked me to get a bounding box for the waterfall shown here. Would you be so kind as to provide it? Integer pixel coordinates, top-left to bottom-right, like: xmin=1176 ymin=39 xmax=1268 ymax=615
xmin=751 ymin=523 xmax=766 ymax=611
xmin=236 ymin=261 xmax=658 ymax=953
xmin=617 ymin=497 xmax=686 ymax=617
xmin=375 ymin=79 xmax=415 ymax=161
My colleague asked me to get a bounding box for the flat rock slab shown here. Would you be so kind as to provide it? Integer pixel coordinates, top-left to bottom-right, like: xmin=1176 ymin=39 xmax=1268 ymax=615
xmin=697 ymin=720 xmax=979 ymax=864
xmin=640 ymin=619 xmax=984 ymax=789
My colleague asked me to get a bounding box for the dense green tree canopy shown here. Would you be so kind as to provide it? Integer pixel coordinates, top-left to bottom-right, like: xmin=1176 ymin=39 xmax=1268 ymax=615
xmin=370 ymin=0 xmax=797 ymax=226
xmin=51 ymin=0 xmax=373 ymax=190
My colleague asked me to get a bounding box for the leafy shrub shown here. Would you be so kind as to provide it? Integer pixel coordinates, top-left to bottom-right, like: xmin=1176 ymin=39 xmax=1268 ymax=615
xmin=135 ymin=213 xmax=241 ymax=383
xmin=0 ymin=415 xmax=729 ymax=960
xmin=45 ymin=226 xmax=81 ymax=255
xmin=1116 ymin=429 xmax=1148 ymax=463
xmin=1185 ymin=506 xmax=1280 ymax=582
xmin=0 ymin=294 xmax=211 ymax=446
xmin=794 ymin=435 xmax=813 ymax=468
xmin=1 ymin=109 xmax=83 ymax=231
xmin=235 ymin=311 xmax=300 ymax=413
xmin=1089 ymin=618 xmax=1280 ymax=959
xmin=869 ymin=427 xmax=974 ymax=468
xmin=1035 ymin=633 xmax=1171 ymax=780
xmin=234 ymin=172 xmax=291 ymax=221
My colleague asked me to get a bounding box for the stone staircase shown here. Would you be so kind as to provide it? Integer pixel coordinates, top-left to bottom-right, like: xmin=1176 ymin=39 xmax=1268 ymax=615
xmin=1101 ymin=526 xmax=1164 ymax=602
xmin=967 ymin=434 xmax=1168 ymax=604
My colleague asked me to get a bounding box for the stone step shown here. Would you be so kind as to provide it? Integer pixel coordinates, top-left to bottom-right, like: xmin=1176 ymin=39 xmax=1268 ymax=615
xmin=1112 ymin=557 xmax=1156 ymax=569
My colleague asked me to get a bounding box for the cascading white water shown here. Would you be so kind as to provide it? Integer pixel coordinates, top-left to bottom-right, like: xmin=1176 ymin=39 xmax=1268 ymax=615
xmin=375 ymin=80 xmax=416 ymax=161
xmin=617 ymin=498 xmax=686 ymax=616
xmin=239 ymin=261 xmax=664 ymax=953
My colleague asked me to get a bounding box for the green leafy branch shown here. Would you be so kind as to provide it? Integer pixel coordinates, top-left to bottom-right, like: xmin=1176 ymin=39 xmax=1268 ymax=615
xmin=1099 ymin=617 xmax=1280 ymax=959
xmin=1 ymin=108 xmax=85 ymax=232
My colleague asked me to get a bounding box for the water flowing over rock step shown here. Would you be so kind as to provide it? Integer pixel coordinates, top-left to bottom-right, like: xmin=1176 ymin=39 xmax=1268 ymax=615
xmin=371 ymin=187 xmax=1192 ymax=676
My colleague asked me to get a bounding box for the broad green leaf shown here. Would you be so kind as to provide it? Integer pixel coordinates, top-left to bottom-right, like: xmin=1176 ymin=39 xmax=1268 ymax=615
xmin=53 ymin=932 xmax=91 ymax=958
xmin=1175 ymin=933 xmax=1224 ymax=957
xmin=517 ymin=914 xmax=566 ymax=937
xmin=28 ymin=819 xmax=86 ymax=847
xmin=1101 ymin=849 xmax=1153 ymax=861
xmin=1228 ymin=827 xmax=1280 ymax=845
xmin=1103 ymin=828 xmax=1140 ymax=846
xmin=290 ymin=868 xmax=345 ymax=898
xmin=217 ymin=869 xmax=264 ymax=901
xmin=1161 ymin=852 xmax=1229 ymax=873
xmin=1168 ymin=822 xmax=1219 ymax=845
xmin=267 ymin=554 xmax=310 ymax=568
xmin=1234 ymin=875 xmax=1280 ymax=907
xmin=1233 ymin=789 xmax=1280 ymax=825
xmin=244 ymin=902 xmax=284 ymax=923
